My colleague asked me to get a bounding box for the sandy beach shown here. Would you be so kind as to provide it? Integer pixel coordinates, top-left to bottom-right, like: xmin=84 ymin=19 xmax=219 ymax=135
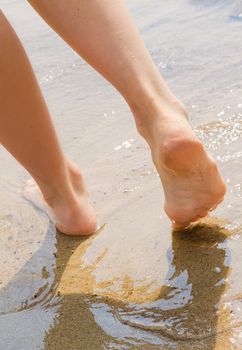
xmin=0 ymin=0 xmax=242 ymax=349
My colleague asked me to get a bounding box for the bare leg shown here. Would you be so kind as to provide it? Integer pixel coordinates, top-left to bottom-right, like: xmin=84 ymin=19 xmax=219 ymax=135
xmin=0 ymin=11 xmax=96 ymax=235
xmin=27 ymin=0 xmax=226 ymax=229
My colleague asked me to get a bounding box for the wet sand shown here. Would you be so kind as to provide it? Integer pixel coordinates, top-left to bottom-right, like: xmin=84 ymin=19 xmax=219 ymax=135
xmin=0 ymin=0 xmax=242 ymax=349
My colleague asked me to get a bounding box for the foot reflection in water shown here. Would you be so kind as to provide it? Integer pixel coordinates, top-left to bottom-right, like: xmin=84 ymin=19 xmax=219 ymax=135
xmin=43 ymin=229 xmax=112 ymax=350
xmin=117 ymin=223 xmax=234 ymax=348
xmin=44 ymin=223 xmax=239 ymax=349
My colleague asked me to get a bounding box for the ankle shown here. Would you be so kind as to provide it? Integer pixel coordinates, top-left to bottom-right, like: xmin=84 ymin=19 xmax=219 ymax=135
xmin=35 ymin=160 xmax=85 ymax=209
xmin=130 ymin=93 xmax=189 ymax=140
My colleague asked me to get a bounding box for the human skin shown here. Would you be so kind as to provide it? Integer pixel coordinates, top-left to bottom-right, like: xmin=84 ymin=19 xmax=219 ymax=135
xmin=0 ymin=11 xmax=96 ymax=235
xmin=0 ymin=1 xmax=226 ymax=234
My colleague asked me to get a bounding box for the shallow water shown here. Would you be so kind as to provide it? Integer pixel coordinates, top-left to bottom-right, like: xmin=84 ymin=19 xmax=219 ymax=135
xmin=0 ymin=0 xmax=242 ymax=349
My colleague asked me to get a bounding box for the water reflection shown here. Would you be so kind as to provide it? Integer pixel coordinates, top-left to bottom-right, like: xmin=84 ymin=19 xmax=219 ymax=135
xmin=43 ymin=229 xmax=112 ymax=349
xmin=116 ymin=223 xmax=233 ymax=347
xmin=42 ymin=222 xmax=235 ymax=349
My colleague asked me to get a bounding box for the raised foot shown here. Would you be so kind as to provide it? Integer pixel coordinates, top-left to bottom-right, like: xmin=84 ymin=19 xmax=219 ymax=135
xmin=24 ymin=160 xmax=97 ymax=236
xmin=153 ymin=135 xmax=226 ymax=229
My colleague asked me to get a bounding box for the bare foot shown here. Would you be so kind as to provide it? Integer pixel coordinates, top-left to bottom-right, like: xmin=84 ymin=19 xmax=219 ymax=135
xmin=24 ymin=159 xmax=97 ymax=236
xmin=134 ymin=101 xmax=226 ymax=229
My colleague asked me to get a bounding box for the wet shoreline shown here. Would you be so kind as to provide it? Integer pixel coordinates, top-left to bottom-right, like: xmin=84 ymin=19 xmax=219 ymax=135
xmin=0 ymin=0 xmax=242 ymax=349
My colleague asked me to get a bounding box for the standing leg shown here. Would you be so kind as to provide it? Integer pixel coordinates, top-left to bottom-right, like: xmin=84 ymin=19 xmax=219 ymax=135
xmin=0 ymin=11 xmax=96 ymax=235
xmin=28 ymin=0 xmax=226 ymax=229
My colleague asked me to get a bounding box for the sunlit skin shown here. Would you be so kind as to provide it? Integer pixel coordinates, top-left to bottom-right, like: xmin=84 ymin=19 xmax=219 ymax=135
xmin=0 ymin=1 xmax=226 ymax=235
